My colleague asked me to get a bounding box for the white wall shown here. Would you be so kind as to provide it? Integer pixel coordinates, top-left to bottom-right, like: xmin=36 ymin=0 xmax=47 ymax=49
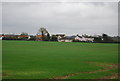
xmin=0 ymin=37 xmax=2 ymax=40
xmin=58 ymin=39 xmax=72 ymax=42
xmin=65 ymin=40 xmax=72 ymax=42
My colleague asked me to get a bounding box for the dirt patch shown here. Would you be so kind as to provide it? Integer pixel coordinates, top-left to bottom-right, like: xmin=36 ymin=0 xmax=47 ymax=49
xmin=99 ymin=73 xmax=119 ymax=79
xmin=52 ymin=62 xmax=119 ymax=79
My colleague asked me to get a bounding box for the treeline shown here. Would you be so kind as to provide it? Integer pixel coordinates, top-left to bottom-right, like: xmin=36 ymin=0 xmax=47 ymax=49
xmin=2 ymin=35 xmax=58 ymax=41
xmin=93 ymin=34 xmax=120 ymax=43
xmin=1 ymin=34 xmax=58 ymax=41
xmin=40 ymin=35 xmax=58 ymax=41
xmin=1 ymin=33 xmax=120 ymax=43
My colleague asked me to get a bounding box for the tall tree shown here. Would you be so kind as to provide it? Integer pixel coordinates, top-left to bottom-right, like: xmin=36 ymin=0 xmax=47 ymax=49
xmin=47 ymin=33 xmax=50 ymax=41
xmin=38 ymin=27 xmax=50 ymax=41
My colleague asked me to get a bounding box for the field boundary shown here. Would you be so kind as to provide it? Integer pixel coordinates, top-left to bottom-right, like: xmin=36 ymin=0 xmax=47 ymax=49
xmin=52 ymin=62 xmax=119 ymax=79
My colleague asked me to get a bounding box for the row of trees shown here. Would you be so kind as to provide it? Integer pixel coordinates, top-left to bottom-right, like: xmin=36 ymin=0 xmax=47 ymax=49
xmin=2 ymin=33 xmax=119 ymax=43
xmin=40 ymin=34 xmax=57 ymax=41
xmin=2 ymin=32 xmax=29 ymax=40
xmin=2 ymin=27 xmax=120 ymax=43
xmin=2 ymin=34 xmax=58 ymax=41
xmin=93 ymin=34 xmax=119 ymax=43
xmin=37 ymin=28 xmax=57 ymax=41
xmin=42 ymin=33 xmax=120 ymax=43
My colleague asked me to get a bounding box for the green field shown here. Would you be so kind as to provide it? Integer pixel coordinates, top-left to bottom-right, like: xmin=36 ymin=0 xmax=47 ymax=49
xmin=2 ymin=40 xmax=119 ymax=79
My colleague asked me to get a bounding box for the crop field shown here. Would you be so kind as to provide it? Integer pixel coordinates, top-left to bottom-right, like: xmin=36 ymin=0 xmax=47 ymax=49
xmin=2 ymin=40 xmax=119 ymax=79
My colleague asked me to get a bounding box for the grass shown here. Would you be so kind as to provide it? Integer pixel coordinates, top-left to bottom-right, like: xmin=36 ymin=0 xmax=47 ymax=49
xmin=67 ymin=71 xmax=113 ymax=79
xmin=2 ymin=40 xmax=119 ymax=79
xmin=0 ymin=40 xmax=2 ymax=80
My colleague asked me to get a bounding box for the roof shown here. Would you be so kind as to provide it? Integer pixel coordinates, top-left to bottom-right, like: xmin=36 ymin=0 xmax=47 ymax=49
xmin=18 ymin=35 xmax=29 ymax=37
xmin=59 ymin=36 xmax=76 ymax=40
xmin=3 ymin=35 xmax=16 ymax=37
xmin=0 ymin=35 xmax=2 ymax=37
xmin=36 ymin=35 xmax=43 ymax=37
xmin=56 ymin=34 xmax=65 ymax=37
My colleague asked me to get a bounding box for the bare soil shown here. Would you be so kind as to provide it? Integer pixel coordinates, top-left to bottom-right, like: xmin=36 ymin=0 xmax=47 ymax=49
xmin=52 ymin=62 xmax=119 ymax=79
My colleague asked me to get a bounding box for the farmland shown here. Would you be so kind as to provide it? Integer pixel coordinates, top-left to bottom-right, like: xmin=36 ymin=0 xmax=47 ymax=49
xmin=2 ymin=40 xmax=119 ymax=79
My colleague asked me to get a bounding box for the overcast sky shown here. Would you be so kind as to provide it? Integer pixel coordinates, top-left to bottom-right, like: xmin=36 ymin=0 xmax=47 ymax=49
xmin=2 ymin=2 xmax=118 ymax=36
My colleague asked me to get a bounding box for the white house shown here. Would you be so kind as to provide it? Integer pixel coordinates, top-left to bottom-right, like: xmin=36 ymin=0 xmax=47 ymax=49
xmin=57 ymin=36 xmax=62 ymax=40
xmin=58 ymin=36 xmax=74 ymax=42
xmin=75 ymin=36 xmax=81 ymax=40
xmin=75 ymin=36 xmax=94 ymax=42
xmin=0 ymin=35 xmax=3 ymax=40
xmin=56 ymin=34 xmax=65 ymax=41
xmin=0 ymin=37 xmax=2 ymax=40
xmin=58 ymin=35 xmax=94 ymax=42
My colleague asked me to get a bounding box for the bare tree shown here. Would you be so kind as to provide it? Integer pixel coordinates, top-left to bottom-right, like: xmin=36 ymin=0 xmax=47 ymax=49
xmin=37 ymin=27 xmax=50 ymax=41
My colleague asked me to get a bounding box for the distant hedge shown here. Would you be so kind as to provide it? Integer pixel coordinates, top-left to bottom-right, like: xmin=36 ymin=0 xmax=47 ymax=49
xmin=2 ymin=37 xmax=28 ymax=40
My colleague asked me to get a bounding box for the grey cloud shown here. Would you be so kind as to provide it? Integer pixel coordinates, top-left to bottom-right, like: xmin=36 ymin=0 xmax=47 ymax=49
xmin=0 ymin=3 xmax=2 ymax=34
xmin=2 ymin=2 xmax=118 ymax=36
xmin=2 ymin=0 xmax=119 ymax=2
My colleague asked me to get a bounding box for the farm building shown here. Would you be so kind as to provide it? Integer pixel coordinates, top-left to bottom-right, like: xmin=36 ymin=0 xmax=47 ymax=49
xmin=56 ymin=34 xmax=65 ymax=37
xmin=36 ymin=34 xmax=43 ymax=41
xmin=0 ymin=35 xmax=3 ymax=40
xmin=2 ymin=34 xmax=19 ymax=40
xmin=18 ymin=35 xmax=30 ymax=40
xmin=74 ymin=35 xmax=94 ymax=42
xmin=56 ymin=34 xmax=65 ymax=40
xmin=58 ymin=36 xmax=76 ymax=42
xmin=58 ymin=35 xmax=94 ymax=42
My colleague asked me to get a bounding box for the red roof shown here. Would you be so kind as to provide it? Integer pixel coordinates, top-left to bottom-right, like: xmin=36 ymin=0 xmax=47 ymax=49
xmin=36 ymin=35 xmax=43 ymax=37
xmin=18 ymin=35 xmax=29 ymax=38
xmin=3 ymin=35 xmax=13 ymax=37
xmin=0 ymin=35 xmax=2 ymax=37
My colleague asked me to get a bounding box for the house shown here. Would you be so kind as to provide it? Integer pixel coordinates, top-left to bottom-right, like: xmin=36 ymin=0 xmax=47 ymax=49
xmin=72 ymin=34 xmax=94 ymax=42
xmin=0 ymin=35 xmax=3 ymax=40
xmin=18 ymin=35 xmax=30 ymax=40
xmin=58 ymin=36 xmax=76 ymax=42
xmin=1 ymin=34 xmax=19 ymax=40
xmin=18 ymin=35 xmax=29 ymax=38
xmin=75 ymin=36 xmax=94 ymax=42
xmin=58 ymin=34 xmax=94 ymax=42
xmin=36 ymin=34 xmax=43 ymax=41
xmin=3 ymin=34 xmax=16 ymax=38
xmin=56 ymin=34 xmax=65 ymax=37
xmin=74 ymin=35 xmax=82 ymax=41
xmin=56 ymin=34 xmax=65 ymax=40
xmin=18 ymin=35 xmax=30 ymax=38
